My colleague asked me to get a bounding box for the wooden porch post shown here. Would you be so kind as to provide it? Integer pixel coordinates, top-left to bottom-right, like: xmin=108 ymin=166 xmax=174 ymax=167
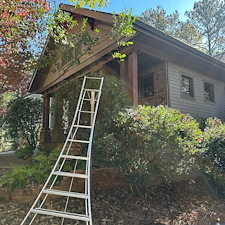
xmin=128 ymin=51 xmax=138 ymax=105
xmin=120 ymin=60 xmax=126 ymax=82
xmin=51 ymin=93 xmax=65 ymax=143
xmin=40 ymin=94 xmax=51 ymax=144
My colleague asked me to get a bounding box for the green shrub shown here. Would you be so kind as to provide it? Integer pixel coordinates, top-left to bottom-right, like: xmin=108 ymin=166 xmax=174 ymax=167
xmin=5 ymin=96 xmax=42 ymax=149
xmin=204 ymin=172 xmax=225 ymax=199
xmin=57 ymin=74 xmax=131 ymax=168
xmin=15 ymin=146 xmax=33 ymax=160
xmin=200 ymin=118 xmax=225 ymax=199
xmin=0 ymin=149 xmax=60 ymax=191
xmin=92 ymin=74 xmax=131 ymax=167
xmin=200 ymin=118 xmax=225 ymax=173
xmin=97 ymin=105 xmax=203 ymax=191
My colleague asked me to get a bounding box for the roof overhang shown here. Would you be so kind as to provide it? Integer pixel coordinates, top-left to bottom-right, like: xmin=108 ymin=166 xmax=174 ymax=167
xmin=28 ymin=4 xmax=225 ymax=93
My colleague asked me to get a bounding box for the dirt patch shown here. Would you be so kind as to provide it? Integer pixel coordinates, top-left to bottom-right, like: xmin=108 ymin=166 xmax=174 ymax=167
xmin=1 ymin=176 xmax=225 ymax=225
xmin=0 ymin=151 xmax=29 ymax=169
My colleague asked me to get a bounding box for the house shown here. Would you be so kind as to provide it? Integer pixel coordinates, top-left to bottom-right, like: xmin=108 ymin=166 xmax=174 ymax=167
xmin=28 ymin=4 xmax=225 ymax=148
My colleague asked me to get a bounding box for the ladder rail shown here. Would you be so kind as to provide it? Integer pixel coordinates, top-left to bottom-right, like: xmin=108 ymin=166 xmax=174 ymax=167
xmin=32 ymin=85 xmax=89 ymax=214
xmin=61 ymin=80 xmax=104 ymax=224
xmin=21 ymin=77 xmax=88 ymax=225
xmin=21 ymin=76 xmax=104 ymax=225
xmin=61 ymin=159 xmax=78 ymax=225
xmin=86 ymin=78 xmax=104 ymax=225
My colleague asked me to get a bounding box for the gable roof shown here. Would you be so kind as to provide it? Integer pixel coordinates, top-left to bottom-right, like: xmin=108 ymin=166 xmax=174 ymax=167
xmin=28 ymin=4 xmax=225 ymax=93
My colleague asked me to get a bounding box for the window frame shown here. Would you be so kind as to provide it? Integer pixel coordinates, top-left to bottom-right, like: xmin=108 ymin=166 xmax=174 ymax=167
xmin=181 ymin=74 xmax=194 ymax=99
xmin=204 ymin=82 xmax=214 ymax=102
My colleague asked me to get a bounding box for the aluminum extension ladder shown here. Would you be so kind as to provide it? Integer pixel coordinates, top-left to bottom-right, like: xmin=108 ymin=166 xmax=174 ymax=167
xmin=21 ymin=76 xmax=104 ymax=225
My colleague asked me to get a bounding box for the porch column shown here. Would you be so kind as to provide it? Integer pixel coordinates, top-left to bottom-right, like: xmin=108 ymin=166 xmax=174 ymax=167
xmin=128 ymin=51 xmax=138 ymax=105
xmin=120 ymin=60 xmax=126 ymax=82
xmin=51 ymin=93 xmax=65 ymax=143
xmin=40 ymin=94 xmax=51 ymax=144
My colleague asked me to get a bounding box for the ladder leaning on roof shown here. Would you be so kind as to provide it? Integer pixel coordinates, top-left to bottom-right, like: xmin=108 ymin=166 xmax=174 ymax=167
xmin=21 ymin=76 xmax=104 ymax=225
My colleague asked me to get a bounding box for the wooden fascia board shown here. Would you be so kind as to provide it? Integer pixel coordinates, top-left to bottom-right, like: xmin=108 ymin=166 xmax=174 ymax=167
xmin=28 ymin=36 xmax=57 ymax=93
xmin=60 ymin=4 xmax=114 ymax=25
xmin=134 ymin=21 xmax=225 ymax=72
xmin=28 ymin=35 xmax=51 ymax=93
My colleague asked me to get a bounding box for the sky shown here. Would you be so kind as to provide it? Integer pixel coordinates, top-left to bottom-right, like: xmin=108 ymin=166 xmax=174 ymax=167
xmin=101 ymin=0 xmax=197 ymax=21
xmin=60 ymin=0 xmax=197 ymax=21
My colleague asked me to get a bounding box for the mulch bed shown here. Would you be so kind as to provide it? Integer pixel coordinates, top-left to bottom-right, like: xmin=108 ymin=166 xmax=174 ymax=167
xmin=0 ymin=174 xmax=225 ymax=225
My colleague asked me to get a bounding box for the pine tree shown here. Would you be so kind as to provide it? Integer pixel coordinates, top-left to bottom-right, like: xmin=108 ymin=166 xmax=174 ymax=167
xmin=185 ymin=0 xmax=225 ymax=56
xmin=139 ymin=6 xmax=202 ymax=47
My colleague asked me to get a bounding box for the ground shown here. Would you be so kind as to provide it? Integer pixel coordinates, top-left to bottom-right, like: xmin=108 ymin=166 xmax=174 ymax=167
xmin=0 ymin=175 xmax=225 ymax=224
xmin=0 ymin=151 xmax=28 ymax=168
xmin=0 ymin=152 xmax=225 ymax=225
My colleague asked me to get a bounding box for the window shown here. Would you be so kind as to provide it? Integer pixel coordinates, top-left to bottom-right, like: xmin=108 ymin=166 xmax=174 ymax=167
xmin=204 ymin=82 xmax=214 ymax=101
xmin=181 ymin=75 xmax=194 ymax=97
xmin=139 ymin=74 xmax=154 ymax=98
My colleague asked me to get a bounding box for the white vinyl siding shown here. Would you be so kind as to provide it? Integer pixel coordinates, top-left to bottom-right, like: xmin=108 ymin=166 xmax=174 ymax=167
xmin=168 ymin=62 xmax=225 ymax=120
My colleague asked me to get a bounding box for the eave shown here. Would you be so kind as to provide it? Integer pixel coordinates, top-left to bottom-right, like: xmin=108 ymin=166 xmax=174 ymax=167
xmin=28 ymin=4 xmax=225 ymax=94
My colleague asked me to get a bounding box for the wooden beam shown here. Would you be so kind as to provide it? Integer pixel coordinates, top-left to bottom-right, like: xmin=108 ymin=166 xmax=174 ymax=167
xmin=133 ymin=40 xmax=169 ymax=61
xmin=128 ymin=51 xmax=138 ymax=105
xmin=60 ymin=4 xmax=114 ymax=24
xmin=40 ymin=94 xmax=51 ymax=144
xmin=120 ymin=61 xmax=125 ymax=82
xmin=42 ymin=95 xmax=50 ymax=130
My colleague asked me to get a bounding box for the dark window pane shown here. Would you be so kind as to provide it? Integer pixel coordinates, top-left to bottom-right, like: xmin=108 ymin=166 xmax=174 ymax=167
xmin=204 ymin=82 xmax=214 ymax=101
xmin=181 ymin=75 xmax=193 ymax=97
xmin=140 ymin=74 xmax=154 ymax=98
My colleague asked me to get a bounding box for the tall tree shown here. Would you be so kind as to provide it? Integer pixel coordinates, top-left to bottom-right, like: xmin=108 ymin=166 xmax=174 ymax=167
xmin=0 ymin=0 xmax=135 ymax=121
xmin=140 ymin=6 xmax=180 ymax=37
xmin=0 ymin=0 xmax=50 ymax=95
xmin=139 ymin=6 xmax=202 ymax=47
xmin=185 ymin=0 xmax=225 ymax=56
xmin=0 ymin=0 xmax=134 ymax=95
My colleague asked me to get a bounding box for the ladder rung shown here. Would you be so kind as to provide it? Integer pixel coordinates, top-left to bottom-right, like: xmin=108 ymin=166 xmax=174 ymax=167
xmin=73 ymin=125 xmax=92 ymax=128
xmin=31 ymin=208 xmax=89 ymax=222
xmin=53 ymin=171 xmax=88 ymax=179
xmin=83 ymin=98 xmax=98 ymax=101
xmin=43 ymin=189 xmax=88 ymax=199
xmin=61 ymin=155 xmax=88 ymax=160
xmin=84 ymin=88 xmax=99 ymax=92
xmin=67 ymin=139 xmax=90 ymax=143
xmin=79 ymin=110 xmax=94 ymax=114
xmin=86 ymin=76 xmax=102 ymax=80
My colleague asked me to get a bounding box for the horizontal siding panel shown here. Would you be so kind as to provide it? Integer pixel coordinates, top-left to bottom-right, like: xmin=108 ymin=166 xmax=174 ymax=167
xmin=168 ymin=62 xmax=225 ymax=120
